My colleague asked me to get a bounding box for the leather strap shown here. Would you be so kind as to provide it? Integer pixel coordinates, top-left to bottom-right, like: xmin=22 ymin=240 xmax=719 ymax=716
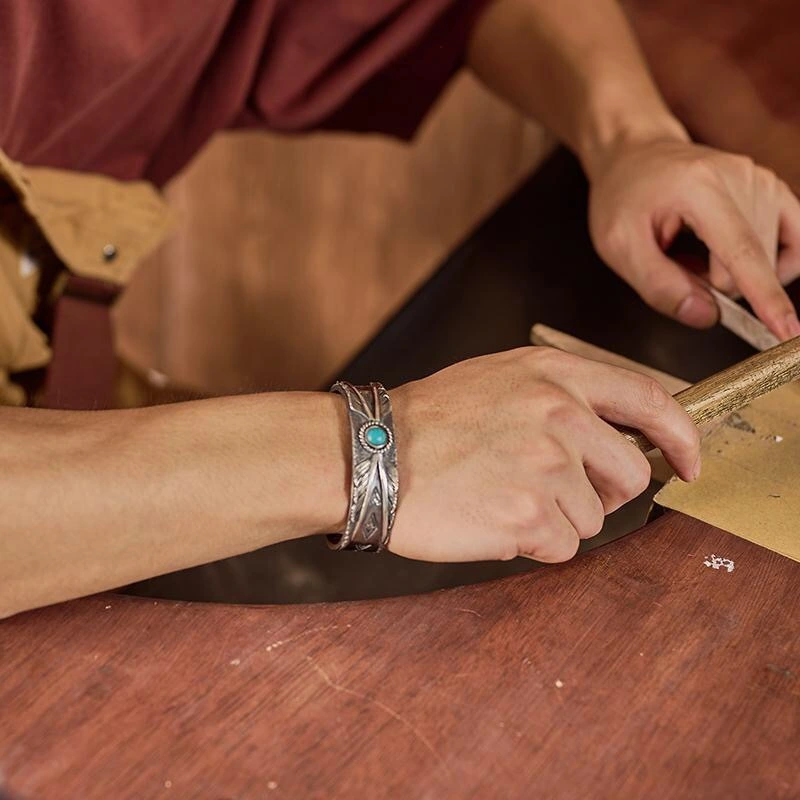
xmin=43 ymin=275 xmax=121 ymax=411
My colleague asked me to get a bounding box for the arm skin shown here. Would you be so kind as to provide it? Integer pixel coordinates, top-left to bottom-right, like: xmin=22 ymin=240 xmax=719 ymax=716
xmin=466 ymin=0 xmax=800 ymax=340
xmin=467 ymin=0 xmax=687 ymax=176
xmin=0 ymin=345 xmax=702 ymax=618
xmin=4 ymin=1 xmax=727 ymax=618
xmin=0 ymin=394 xmax=349 ymax=617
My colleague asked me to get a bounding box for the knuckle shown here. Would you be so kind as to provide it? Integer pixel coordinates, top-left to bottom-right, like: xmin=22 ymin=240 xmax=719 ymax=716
xmin=756 ymin=164 xmax=776 ymax=185
xmin=779 ymin=178 xmax=796 ymax=199
xmin=511 ymin=492 xmax=548 ymax=531
xmin=596 ymin=215 xmax=631 ymax=261
xmin=709 ymin=266 xmax=736 ymax=294
xmin=534 ymin=382 xmax=582 ymax=422
xmin=536 ymin=437 xmax=574 ymax=476
xmin=554 ymin=534 xmax=581 ymax=562
xmin=602 ymin=216 xmax=626 ymax=249
xmin=636 ymin=376 xmax=672 ymax=418
xmin=522 ymin=530 xmax=579 ymax=563
xmin=520 ymin=344 xmax=545 ymax=363
xmin=629 ymin=461 xmax=653 ymax=496
xmin=687 ymin=157 xmax=722 ymax=187
xmin=526 ymin=345 xmax=570 ymax=375
xmin=730 ymin=153 xmax=755 ymax=172
xmin=618 ymin=458 xmax=652 ymax=500
xmin=579 ymin=504 xmax=605 ymax=539
xmin=544 ymin=395 xmax=582 ymax=428
xmin=732 ymin=233 xmax=763 ymax=263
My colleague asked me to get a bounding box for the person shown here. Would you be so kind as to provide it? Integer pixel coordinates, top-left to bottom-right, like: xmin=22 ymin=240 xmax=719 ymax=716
xmin=1 ymin=0 xmax=798 ymax=618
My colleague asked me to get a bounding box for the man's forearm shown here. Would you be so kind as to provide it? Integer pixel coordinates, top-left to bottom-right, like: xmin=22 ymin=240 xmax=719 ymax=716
xmin=0 ymin=393 xmax=349 ymax=617
xmin=466 ymin=0 xmax=688 ymax=178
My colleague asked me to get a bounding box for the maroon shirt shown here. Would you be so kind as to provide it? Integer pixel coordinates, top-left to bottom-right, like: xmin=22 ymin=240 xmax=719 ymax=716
xmin=0 ymin=0 xmax=491 ymax=186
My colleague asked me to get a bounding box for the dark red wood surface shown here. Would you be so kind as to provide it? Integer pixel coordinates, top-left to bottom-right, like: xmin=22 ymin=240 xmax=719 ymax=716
xmin=1 ymin=512 xmax=798 ymax=800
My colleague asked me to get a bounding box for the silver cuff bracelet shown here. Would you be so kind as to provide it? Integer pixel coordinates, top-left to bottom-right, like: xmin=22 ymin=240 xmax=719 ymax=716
xmin=329 ymin=381 xmax=399 ymax=552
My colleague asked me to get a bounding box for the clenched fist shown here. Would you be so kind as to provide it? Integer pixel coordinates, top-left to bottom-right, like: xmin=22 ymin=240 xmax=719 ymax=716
xmin=388 ymin=347 xmax=700 ymax=564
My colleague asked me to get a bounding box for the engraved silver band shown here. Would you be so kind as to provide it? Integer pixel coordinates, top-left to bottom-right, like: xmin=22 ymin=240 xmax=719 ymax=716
xmin=329 ymin=381 xmax=399 ymax=552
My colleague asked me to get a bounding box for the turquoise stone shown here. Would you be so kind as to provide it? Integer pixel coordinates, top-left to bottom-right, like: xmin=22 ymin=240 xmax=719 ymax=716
xmin=364 ymin=424 xmax=389 ymax=448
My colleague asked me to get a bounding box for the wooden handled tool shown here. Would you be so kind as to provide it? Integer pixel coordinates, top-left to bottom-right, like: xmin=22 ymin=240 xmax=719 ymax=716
xmin=622 ymin=334 xmax=800 ymax=452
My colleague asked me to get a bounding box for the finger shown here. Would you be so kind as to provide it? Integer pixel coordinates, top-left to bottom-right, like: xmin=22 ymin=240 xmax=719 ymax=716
xmin=612 ymin=220 xmax=719 ymax=328
xmin=708 ymin=253 xmax=737 ymax=296
xmin=753 ymin=199 xmax=780 ymax=273
xmin=719 ymin=162 xmax=780 ymax=271
xmin=580 ymin=417 xmax=653 ymax=514
xmin=520 ymin=504 xmax=580 ymax=563
xmin=777 ymin=181 xmax=800 ymax=288
xmin=655 ymin=210 xmax=683 ymax=251
xmin=558 ymin=357 xmax=700 ymax=482
xmin=679 ymin=184 xmax=799 ymax=339
xmin=555 ymin=475 xmax=605 ymax=539
xmin=550 ymin=400 xmax=653 ymax=514
xmin=709 ymin=173 xmax=780 ymax=297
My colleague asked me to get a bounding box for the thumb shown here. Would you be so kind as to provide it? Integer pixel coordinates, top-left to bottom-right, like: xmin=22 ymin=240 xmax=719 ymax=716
xmin=619 ymin=231 xmax=720 ymax=328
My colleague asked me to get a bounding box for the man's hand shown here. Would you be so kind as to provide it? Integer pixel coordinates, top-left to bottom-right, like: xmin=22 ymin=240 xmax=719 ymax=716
xmin=388 ymin=347 xmax=700 ymax=564
xmin=588 ymin=137 xmax=800 ymax=340
xmin=466 ymin=0 xmax=800 ymax=339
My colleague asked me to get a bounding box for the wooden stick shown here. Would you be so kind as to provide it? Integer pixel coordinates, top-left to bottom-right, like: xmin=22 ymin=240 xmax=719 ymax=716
xmin=622 ymin=335 xmax=800 ymax=452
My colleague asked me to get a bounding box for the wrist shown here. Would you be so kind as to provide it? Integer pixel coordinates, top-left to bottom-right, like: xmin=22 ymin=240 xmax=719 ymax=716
xmin=298 ymin=392 xmax=351 ymax=535
xmin=576 ymin=88 xmax=689 ymax=181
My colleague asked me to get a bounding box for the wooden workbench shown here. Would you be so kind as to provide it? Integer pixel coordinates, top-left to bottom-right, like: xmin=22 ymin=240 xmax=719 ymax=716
xmin=6 ymin=150 xmax=800 ymax=798
xmin=2 ymin=511 xmax=798 ymax=799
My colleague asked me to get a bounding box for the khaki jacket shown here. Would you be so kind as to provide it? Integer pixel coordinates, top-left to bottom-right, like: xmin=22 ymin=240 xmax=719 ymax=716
xmin=0 ymin=149 xmax=172 ymax=405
